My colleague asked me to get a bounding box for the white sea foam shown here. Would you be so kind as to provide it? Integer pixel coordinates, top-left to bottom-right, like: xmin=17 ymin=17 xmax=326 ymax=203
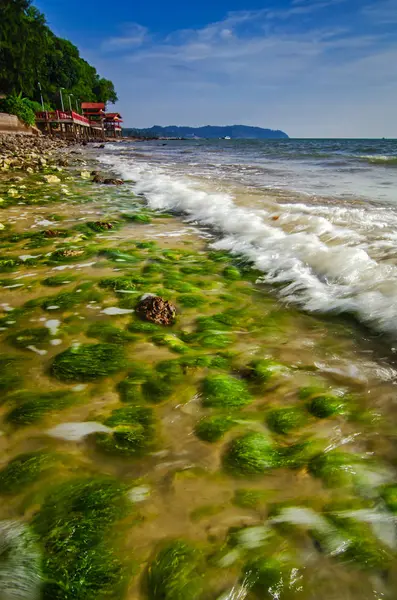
xmin=99 ymin=153 xmax=397 ymax=337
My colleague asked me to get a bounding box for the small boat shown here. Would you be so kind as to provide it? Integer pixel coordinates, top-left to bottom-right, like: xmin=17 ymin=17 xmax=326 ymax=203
xmin=224 ymin=136 xmax=231 ymax=140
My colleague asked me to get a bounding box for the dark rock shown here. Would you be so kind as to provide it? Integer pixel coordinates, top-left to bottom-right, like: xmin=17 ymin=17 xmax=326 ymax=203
xmin=44 ymin=229 xmax=64 ymax=238
xmin=103 ymin=178 xmax=124 ymax=185
xmin=99 ymin=144 xmax=105 ymax=148
xmin=136 ymin=295 xmax=176 ymax=326
xmin=92 ymin=174 xmax=105 ymax=183
xmin=94 ymin=221 xmax=113 ymax=230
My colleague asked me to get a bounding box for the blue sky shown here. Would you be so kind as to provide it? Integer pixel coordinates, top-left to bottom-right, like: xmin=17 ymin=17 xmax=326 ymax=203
xmin=35 ymin=0 xmax=397 ymax=137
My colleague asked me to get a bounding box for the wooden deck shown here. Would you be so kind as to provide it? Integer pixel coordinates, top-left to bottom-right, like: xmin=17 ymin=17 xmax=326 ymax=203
xmin=35 ymin=111 xmax=105 ymax=139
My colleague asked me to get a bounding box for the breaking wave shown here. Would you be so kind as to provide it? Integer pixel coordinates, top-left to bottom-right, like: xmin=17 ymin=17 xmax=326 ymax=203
xmin=99 ymin=151 xmax=397 ymax=337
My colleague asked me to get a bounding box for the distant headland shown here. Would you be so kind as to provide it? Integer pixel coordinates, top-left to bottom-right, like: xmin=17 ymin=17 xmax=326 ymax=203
xmin=123 ymin=125 xmax=289 ymax=140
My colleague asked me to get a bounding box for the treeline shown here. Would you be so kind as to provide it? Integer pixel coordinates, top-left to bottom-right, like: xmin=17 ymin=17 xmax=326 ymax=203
xmin=0 ymin=0 xmax=117 ymax=110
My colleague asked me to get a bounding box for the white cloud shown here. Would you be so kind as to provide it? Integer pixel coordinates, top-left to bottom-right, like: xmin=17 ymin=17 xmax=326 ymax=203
xmin=102 ymin=23 xmax=148 ymax=51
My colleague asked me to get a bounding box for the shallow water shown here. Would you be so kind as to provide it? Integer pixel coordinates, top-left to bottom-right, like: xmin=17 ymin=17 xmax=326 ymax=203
xmin=0 ymin=146 xmax=397 ymax=600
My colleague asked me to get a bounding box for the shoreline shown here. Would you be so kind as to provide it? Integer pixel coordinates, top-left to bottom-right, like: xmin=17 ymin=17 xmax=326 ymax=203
xmin=1 ymin=135 xmax=397 ymax=599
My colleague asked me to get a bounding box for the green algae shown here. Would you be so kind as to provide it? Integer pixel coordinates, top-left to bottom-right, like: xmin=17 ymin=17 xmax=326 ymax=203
xmin=128 ymin=318 xmax=162 ymax=333
xmin=224 ymin=433 xmax=279 ymax=475
xmin=0 ymin=451 xmax=54 ymax=494
xmin=33 ymin=477 xmax=130 ymax=600
xmin=0 ymin=257 xmax=21 ymax=272
xmin=7 ymin=327 xmax=51 ymax=350
xmin=124 ymin=212 xmax=152 ymax=224
xmin=201 ymin=374 xmax=252 ymax=409
xmin=178 ymin=294 xmax=206 ymax=308
xmin=247 ymin=359 xmax=286 ymax=385
xmin=41 ymin=274 xmax=77 ymax=287
xmin=308 ymin=450 xmax=361 ymax=487
xmin=6 ymin=391 xmax=75 ymax=426
xmin=151 ymin=334 xmax=188 ymax=354
xmin=96 ymin=405 xmax=156 ymax=456
xmin=308 ymin=394 xmax=346 ymax=419
xmin=51 ymin=343 xmax=126 ymax=382
xmin=381 ymin=485 xmax=397 ymax=513
xmin=194 ymin=415 xmax=236 ymax=443
xmin=223 ymin=266 xmax=241 ymax=280
xmin=243 ymin=556 xmax=303 ymax=599
xmin=87 ymin=322 xmax=137 ymax=344
xmin=266 ymin=407 xmax=307 ymax=435
xmin=142 ymin=377 xmax=174 ymax=404
xmin=147 ymin=540 xmax=203 ymax=600
xmin=0 ymin=355 xmax=24 ymax=394
xmin=99 ymin=276 xmax=140 ymax=292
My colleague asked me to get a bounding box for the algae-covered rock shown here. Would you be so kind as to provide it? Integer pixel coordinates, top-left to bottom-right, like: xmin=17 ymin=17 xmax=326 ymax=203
xmin=33 ymin=478 xmax=129 ymax=600
xmin=0 ymin=520 xmax=42 ymax=600
xmin=178 ymin=294 xmax=206 ymax=308
xmin=195 ymin=415 xmax=235 ymax=443
xmin=8 ymin=327 xmax=51 ymax=350
xmin=243 ymin=556 xmax=304 ymax=599
xmin=308 ymin=394 xmax=346 ymax=419
xmin=223 ymin=266 xmax=241 ymax=280
xmin=381 ymin=484 xmax=397 ymax=513
xmin=142 ymin=377 xmax=174 ymax=404
xmin=248 ymin=359 xmax=286 ymax=384
xmin=308 ymin=450 xmax=360 ymax=487
xmin=0 ymin=452 xmax=53 ymax=494
xmin=97 ymin=406 xmax=155 ymax=456
xmin=0 ymin=355 xmax=24 ymax=393
xmin=6 ymin=391 xmax=74 ymax=425
xmin=136 ymin=295 xmax=176 ymax=326
xmin=87 ymin=322 xmax=137 ymax=344
xmin=201 ymin=374 xmax=252 ymax=409
xmin=147 ymin=540 xmax=203 ymax=600
xmin=233 ymin=488 xmax=268 ymax=509
xmin=41 ymin=274 xmax=76 ymax=287
xmin=224 ymin=432 xmax=279 ymax=475
xmin=51 ymin=343 xmax=126 ymax=381
xmin=266 ymin=407 xmax=307 ymax=435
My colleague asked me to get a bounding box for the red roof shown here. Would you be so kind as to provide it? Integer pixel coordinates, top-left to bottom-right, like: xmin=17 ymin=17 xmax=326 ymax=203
xmin=81 ymin=102 xmax=105 ymax=110
xmin=105 ymin=113 xmax=122 ymax=120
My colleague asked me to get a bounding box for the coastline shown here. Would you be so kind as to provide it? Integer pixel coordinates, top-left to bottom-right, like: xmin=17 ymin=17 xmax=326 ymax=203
xmin=1 ymin=135 xmax=397 ymax=599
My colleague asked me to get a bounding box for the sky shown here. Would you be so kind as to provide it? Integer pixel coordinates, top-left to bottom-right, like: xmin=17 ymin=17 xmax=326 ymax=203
xmin=35 ymin=0 xmax=397 ymax=138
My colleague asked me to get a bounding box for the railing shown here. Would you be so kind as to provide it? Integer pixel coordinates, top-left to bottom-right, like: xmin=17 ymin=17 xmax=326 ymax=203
xmin=35 ymin=111 xmax=90 ymax=125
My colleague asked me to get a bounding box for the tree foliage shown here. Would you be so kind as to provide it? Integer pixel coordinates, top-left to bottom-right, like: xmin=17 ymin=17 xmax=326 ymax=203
xmin=0 ymin=0 xmax=117 ymax=108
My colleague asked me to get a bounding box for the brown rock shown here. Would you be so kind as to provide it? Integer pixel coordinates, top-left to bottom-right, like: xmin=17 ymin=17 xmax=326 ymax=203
xmin=136 ymin=295 xmax=176 ymax=326
xmin=44 ymin=229 xmax=64 ymax=238
xmin=94 ymin=221 xmax=113 ymax=230
xmin=103 ymin=178 xmax=124 ymax=185
xmin=61 ymin=249 xmax=84 ymax=258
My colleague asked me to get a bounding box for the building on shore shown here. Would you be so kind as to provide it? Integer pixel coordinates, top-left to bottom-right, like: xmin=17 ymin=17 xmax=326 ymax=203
xmin=104 ymin=113 xmax=123 ymax=138
xmin=34 ymin=102 xmax=123 ymax=139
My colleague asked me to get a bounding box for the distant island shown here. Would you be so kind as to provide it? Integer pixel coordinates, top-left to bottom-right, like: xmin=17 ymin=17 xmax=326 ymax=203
xmin=123 ymin=125 xmax=289 ymax=140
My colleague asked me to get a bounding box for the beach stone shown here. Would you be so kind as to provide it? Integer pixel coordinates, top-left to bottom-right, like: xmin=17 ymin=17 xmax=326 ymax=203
xmin=136 ymin=295 xmax=176 ymax=326
xmin=103 ymin=178 xmax=124 ymax=185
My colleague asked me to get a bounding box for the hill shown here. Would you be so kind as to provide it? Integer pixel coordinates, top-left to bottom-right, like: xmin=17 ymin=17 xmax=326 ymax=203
xmin=124 ymin=125 xmax=289 ymax=139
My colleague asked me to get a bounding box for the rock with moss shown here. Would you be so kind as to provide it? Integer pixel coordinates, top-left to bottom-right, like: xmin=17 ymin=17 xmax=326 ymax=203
xmin=41 ymin=274 xmax=77 ymax=287
xmin=266 ymin=407 xmax=307 ymax=435
xmin=97 ymin=406 xmax=155 ymax=457
xmin=0 ymin=452 xmax=54 ymax=494
xmin=307 ymin=394 xmax=346 ymax=419
xmin=33 ymin=478 xmax=129 ymax=600
xmin=224 ymin=432 xmax=279 ymax=475
xmin=279 ymin=439 xmax=320 ymax=470
xmin=147 ymin=540 xmax=203 ymax=600
xmin=201 ymin=374 xmax=252 ymax=410
xmin=243 ymin=556 xmax=303 ymax=599
xmin=0 ymin=355 xmax=24 ymax=394
xmin=248 ymin=359 xmax=286 ymax=385
xmin=99 ymin=276 xmax=138 ymax=292
xmin=142 ymin=377 xmax=174 ymax=404
xmin=0 ymin=520 xmax=42 ymax=600
xmin=178 ymin=294 xmax=206 ymax=308
xmin=195 ymin=415 xmax=235 ymax=443
xmin=308 ymin=450 xmax=361 ymax=487
xmin=126 ymin=212 xmax=152 ymax=224
xmin=128 ymin=318 xmax=162 ymax=333
xmin=223 ymin=266 xmax=241 ymax=280
xmin=87 ymin=322 xmax=137 ymax=344
xmin=381 ymin=484 xmax=397 ymax=513
xmin=6 ymin=391 xmax=74 ymax=426
xmin=51 ymin=343 xmax=126 ymax=382
xmin=7 ymin=327 xmax=51 ymax=350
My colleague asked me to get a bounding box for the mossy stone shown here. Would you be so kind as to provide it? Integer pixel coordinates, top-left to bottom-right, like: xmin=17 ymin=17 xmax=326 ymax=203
xmin=0 ymin=451 xmax=54 ymax=494
xmin=243 ymin=557 xmax=299 ymax=598
xmin=178 ymin=294 xmax=206 ymax=308
xmin=147 ymin=540 xmax=203 ymax=600
xmin=233 ymin=489 xmax=268 ymax=509
xmin=224 ymin=432 xmax=279 ymax=475
xmin=195 ymin=416 xmax=235 ymax=443
xmin=41 ymin=274 xmax=76 ymax=287
xmin=127 ymin=213 xmax=152 ymax=224
xmin=87 ymin=322 xmax=137 ymax=344
xmin=308 ymin=395 xmax=345 ymax=419
xmin=308 ymin=451 xmax=359 ymax=487
xmin=51 ymin=344 xmax=126 ymax=381
xmin=99 ymin=276 xmax=138 ymax=292
xmin=0 ymin=355 xmax=24 ymax=393
xmin=223 ymin=266 xmax=241 ymax=280
xmin=248 ymin=359 xmax=286 ymax=384
xmin=201 ymin=374 xmax=252 ymax=409
xmin=142 ymin=377 xmax=174 ymax=404
xmin=33 ymin=478 xmax=129 ymax=600
xmin=266 ymin=407 xmax=307 ymax=435
xmin=8 ymin=327 xmax=51 ymax=350
xmin=6 ymin=391 xmax=73 ymax=425
xmin=381 ymin=485 xmax=397 ymax=513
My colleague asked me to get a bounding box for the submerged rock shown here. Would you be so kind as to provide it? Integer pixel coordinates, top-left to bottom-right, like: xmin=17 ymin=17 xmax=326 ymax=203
xmin=136 ymin=295 xmax=176 ymax=326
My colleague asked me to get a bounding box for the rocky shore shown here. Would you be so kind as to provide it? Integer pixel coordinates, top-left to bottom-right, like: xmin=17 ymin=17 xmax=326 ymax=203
xmin=0 ymin=134 xmax=76 ymax=174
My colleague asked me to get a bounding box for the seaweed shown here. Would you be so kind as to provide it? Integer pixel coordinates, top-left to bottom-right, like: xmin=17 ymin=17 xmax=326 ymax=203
xmin=233 ymin=489 xmax=268 ymax=509
xmin=0 ymin=355 xmax=24 ymax=393
xmin=51 ymin=344 xmax=126 ymax=382
xmin=380 ymin=484 xmax=397 ymax=513
xmin=223 ymin=266 xmax=241 ymax=280
xmin=201 ymin=374 xmax=252 ymax=409
xmin=194 ymin=415 xmax=236 ymax=443
xmin=0 ymin=451 xmax=54 ymax=493
xmin=266 ymin=407 xmax=307 ymax=435
xmin=99 ymin=276 xmax=139 ymax=292
xmin=142 ymin=377 xmax=174 ymax=404
xmin=147 ymin=540 xmax=203 ymax=600
xmin=86 ymin=322 xmax=137 ymax=344
xmin=41 ymin=274 xmax=77 ymax=287
xmin=178 ymin=294 xmax=206 ymax=308
xmin=7 ymin=327 xmax=51 ymax=350
xmin=33 ymin=477 xmax=130 ymax=600
xmin=308 ymin=450 xmax=360 ymax=487
xmin=96 ymin=406 xmax=156 ymax=456
xmin=308 ymin=394 xmax=346 ymax=419
xmin=224 ymin=433 xmax=280 ymax=475
xmin=247 ymin=359 xmax=286 ymax=385
xmin=6 ymin=391 xmax=74 ymax=425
